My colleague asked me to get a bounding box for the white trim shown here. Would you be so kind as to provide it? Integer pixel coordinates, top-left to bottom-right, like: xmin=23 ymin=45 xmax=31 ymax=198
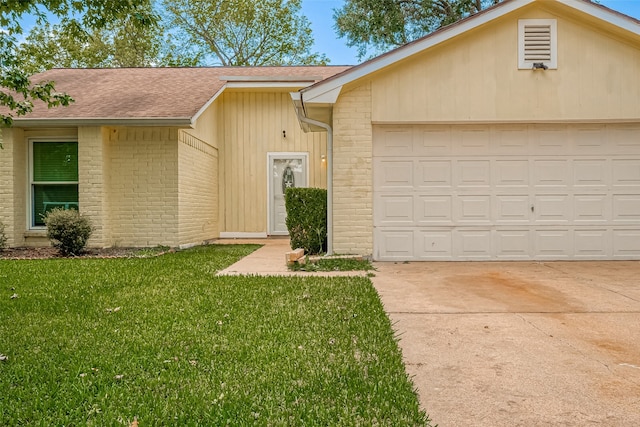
xmin=299 ymin=0 xmax=640 ymax=104
xmin=28 ymin=137 xmax=79 ymax=230
xmin=519 ymin=19 xmax=558 ymax=69
xmin=219 ymin=232 xmax=268 ymax=239
xmin=14 ymin=118 xmax=193 ymax=127
xmin=221 ymin=75 xmax=323 ymax=82
xmin=267 ymin=152 xmax=309 ymax=236
xmin=191 ymin=85 xmax=227 ymax=126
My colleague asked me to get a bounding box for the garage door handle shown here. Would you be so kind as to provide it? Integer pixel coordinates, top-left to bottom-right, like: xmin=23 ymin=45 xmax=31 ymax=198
xmin=531 ymin=205 xmax=535 ymax=212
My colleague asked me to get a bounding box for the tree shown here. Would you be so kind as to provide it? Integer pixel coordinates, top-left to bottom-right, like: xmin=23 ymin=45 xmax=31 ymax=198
xmin=16 ymin=3 xmax=199 ymax=75
xmin=0 ymin=0 xmax=155 ymax=127
xmin=163 ymin=0 xmax=328 ymax=66
xmin=334 ymin=0 xmax=503 ymax=59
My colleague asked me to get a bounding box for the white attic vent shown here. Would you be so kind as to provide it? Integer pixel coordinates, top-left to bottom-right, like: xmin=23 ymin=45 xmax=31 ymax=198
xmin=519 ymin=19 xmax=557 ymax=70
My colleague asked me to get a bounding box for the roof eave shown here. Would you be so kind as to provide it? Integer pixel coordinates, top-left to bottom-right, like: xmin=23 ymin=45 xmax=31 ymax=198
xmin=11 ymin=117 xmax=195 ymax=128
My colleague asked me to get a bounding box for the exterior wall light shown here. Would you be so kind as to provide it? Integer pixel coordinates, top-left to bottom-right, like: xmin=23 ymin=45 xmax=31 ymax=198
xmin=532 ymin=62 xmax=548 ymax=70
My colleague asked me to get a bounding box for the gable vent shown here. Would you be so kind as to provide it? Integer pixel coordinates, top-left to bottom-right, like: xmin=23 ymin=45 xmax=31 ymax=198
xmin=519 ymin=19 xmax=557 ymax=69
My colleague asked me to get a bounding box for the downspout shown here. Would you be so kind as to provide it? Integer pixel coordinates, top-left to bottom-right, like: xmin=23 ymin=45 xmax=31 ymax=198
xmin=294 ymin=114 xmax=334 ymax=256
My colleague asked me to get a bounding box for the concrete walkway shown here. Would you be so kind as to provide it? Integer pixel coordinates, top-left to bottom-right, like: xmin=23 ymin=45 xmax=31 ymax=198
xmin=215 ymin=238 xmax=368 ymax=277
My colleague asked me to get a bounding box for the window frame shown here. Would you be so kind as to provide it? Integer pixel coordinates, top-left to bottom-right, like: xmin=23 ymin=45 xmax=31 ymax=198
xmin=28 ymin=138 xmax=80 ymax=229
xmin=518 ymin=19 xmax=558 ymax=70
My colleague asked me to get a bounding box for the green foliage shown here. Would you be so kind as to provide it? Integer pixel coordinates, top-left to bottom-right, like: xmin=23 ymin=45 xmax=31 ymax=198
xmin=0 ymin=220 xmax=7 ymax=250
xmin=290 ymin=257 xmax=374 ymax=272
xmin=0 ymin=245 xmax=429 ymax=425
xmin=1 ymin=0 xmax=154 ymax=126
xmin=164 ymin=0 xmax=329 ymax=66
xmin=43 ymin=208 xmax=93 ymax=256
xmin=334 ymin=0 xmax=504 ymax=59
xmin=285 ymin=187 xmax=327 ymax=254
xmin=17 ymin=4 xmax=199 ymax=74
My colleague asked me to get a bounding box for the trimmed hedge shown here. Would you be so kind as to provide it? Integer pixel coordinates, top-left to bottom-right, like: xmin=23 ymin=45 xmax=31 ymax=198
xmin=43 ymin=208 xmax=93 ymax=256
xmin=285 ymin=187 xmax=327 ymax=254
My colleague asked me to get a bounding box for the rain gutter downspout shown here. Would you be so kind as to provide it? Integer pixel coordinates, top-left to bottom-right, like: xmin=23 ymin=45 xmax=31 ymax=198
xmin=294 ymin=112 xmax=334 ymax=256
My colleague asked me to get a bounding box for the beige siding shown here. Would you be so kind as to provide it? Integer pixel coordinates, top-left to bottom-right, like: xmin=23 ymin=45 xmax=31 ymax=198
xmin=219 ymin=91 xmax=327 ymax=234
xmin=178 ymin=131 xmax=218 ymax=245
xmin=107 ymin=127 xmax=179 ymax=247
xmin=332 ymin=83 xmax=374 ymax=255
xmin=371 ymin=6 xmax=640 ymax=122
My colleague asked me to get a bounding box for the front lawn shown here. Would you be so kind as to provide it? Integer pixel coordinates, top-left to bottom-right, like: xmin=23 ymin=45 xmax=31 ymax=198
xmin=0 ymin=245 xmax=429 ymax=426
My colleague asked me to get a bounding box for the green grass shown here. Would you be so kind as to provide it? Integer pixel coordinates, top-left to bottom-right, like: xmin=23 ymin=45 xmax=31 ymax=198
xmin=0 ymin=245 xmax=429 ymax=426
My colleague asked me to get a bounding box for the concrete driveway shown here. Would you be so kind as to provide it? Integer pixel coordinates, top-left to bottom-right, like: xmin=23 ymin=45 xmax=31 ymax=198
xmin=371 ymin=261 xmax=640 ymax=426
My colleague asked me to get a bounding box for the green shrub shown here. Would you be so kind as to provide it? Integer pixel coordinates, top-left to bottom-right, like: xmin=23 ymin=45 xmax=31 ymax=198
xmin=285 ymin=187 xmax=327 ymax=254
xmin=43 ymin=208 xmax=93 ymax=256
xmin=0 ymin=220 xmax=7 ymax=250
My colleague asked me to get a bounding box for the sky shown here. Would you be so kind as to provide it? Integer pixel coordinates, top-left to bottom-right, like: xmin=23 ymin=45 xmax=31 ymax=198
xmin=302 ymin=0 xmax=640 ymax=65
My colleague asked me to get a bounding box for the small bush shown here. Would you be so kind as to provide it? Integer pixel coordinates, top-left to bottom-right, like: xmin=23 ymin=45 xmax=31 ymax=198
xmin=43 ymin=208 xmax=93 ymax=256
xmin=0 ymin=220 xmax=7 ymax=250
xmin=285 ymin=187 xmax=327 ymax=254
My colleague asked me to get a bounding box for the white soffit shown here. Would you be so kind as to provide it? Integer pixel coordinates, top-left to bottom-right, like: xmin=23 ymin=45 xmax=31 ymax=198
xmin=300 ymin=0 xmax=640 ymax=103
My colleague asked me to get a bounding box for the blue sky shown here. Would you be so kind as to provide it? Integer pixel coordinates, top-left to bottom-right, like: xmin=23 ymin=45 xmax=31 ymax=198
xmin=302 ymin=0 xmax=640 ymax=65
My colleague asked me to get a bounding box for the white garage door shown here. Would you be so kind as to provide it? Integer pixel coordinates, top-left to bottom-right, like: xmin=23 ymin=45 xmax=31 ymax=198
xmin=373 ymin=124 xmax=640 ymax=261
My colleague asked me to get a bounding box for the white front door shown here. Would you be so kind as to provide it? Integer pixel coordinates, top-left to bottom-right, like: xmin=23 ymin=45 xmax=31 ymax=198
xmin=268 ymin=153 xmax=308 ymax=235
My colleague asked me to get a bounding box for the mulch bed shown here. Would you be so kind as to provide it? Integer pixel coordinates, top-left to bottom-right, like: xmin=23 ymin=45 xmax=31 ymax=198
xmin=0 ymin=247 xmax=146 ymax=260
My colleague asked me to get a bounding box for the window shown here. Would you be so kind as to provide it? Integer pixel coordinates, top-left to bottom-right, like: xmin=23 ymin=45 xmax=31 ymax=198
xmin=30 ymin=140 xmax=79 ymax=227
xmin=518 ymin=19 xmax=557 ymax=70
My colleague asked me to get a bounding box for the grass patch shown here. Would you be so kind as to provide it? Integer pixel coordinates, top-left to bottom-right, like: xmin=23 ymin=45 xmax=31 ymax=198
xmin=0 ymin=245 xmax=429 ymax=426
xmin=290 ymin=257 xmax=375 ymax=272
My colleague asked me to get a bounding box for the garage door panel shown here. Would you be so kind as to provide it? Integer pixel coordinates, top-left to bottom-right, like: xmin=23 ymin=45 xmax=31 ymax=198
xmin=493 ymin=126 xmax=530 ymax=154
xmin=495 ymin=195 xmax=531 ymax=223
xmin=613 ymin=230 xmax=640 ymax=257
xmin=457 ymin=127 xmax=490 ymax=153
xmin=416 ymin=160 xmax=452 ymax=188
xmin=612 ymin=160 xmax=640 ymax=187
xmin=456 ymin=196 xmax=492 ymax=224
xmin=534 ymin=230 xmax=572 ymax=259
xmin=575 ymin=126 xmax=606 ymax=154
xmin=416 ymin=127 xmax=452 ymax=156
xmin=456 ymin=160 xmax=491 ymax=187
xmin=454 ymin=230 xmax=492 ymax=259
xmin=612 ymin=125 xmax=640 ymax=152
xmin=374 ymin=195 xmax=414 ymax=225
xmin=415 ymin=195 xmax=453 ymax=225
xmin=373 ymin=128 xmax=413 ymax=156
xmin=574 ymin=230 xmax=609 ymax=258
xmin=574 ymin=160 xmax=608 ymax=188
xmin=495 ymin=230 xmax=532 ymax=259
xmin=612 ymin=195 xmax=640 ymax=222
xmin=495 ymin=160 xmax=529 ymax=188
xmin=374 ymin=159 xmax=414 ymax=189
xmin=533 ymin=160 xmax=570 ymax=188
xmin=374 ymin=229 xmax=414 ymax=260
xmin=533 ymin=126 xmax=570 ymax=154
xmin=534 ymin=195 xmax=572 ymax=223
xmin=415 ymin=230 xmax=453 ymax=259
xmin=574 ymin=195 xmax=609 ymax=222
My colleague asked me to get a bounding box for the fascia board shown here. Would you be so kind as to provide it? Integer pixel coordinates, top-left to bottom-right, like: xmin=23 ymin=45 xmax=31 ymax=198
xmin=12 ymin=117 xmax=194 ymax=128
xmin=557 ymin=0 xmax=640 ymax=35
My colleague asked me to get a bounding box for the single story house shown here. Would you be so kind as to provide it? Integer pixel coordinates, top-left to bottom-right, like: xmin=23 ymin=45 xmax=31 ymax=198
xmin=2 ymin=0 xmax=640 ymax=261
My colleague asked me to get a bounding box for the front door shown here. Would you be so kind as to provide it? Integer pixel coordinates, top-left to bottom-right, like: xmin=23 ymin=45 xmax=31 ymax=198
xmin=268 ymin=153 xmax=308 ymax=235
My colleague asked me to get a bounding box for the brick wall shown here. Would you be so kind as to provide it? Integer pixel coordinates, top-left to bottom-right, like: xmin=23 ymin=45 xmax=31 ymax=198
xmin=107 ymin=127 xmax=180 ymax=247
xmin=0 ymin=128 xmax=26 ymax=247
xmin=78 ymin=127 xmax=109 ymax=247
xmin=178 ymin=131 xmax=218 ymax=246
xmin=332 ymin=83 xmax=374 ymax=256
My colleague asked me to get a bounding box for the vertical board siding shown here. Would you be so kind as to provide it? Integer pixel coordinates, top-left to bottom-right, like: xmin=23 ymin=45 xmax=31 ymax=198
xmin=219 ymin=91 xmax=327 ymax=234
xmin=371 ymin=8 xmax=640 ymax=122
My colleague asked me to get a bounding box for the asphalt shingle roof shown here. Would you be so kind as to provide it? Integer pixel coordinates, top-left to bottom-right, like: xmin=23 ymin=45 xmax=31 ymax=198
xmin=19 ymin=66 xmax=351 ymax=121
